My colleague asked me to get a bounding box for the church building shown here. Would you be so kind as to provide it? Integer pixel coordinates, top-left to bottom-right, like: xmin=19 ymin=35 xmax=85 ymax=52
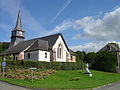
xmin=1 ymin=10 xmax=76 ymax=62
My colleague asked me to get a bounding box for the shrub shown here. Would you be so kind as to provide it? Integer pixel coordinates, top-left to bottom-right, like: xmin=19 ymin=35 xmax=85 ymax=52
xmin=91 ymin=51 xmax=117 ymax=72
xmin=5 ymin=60 xmax=83 ymax=70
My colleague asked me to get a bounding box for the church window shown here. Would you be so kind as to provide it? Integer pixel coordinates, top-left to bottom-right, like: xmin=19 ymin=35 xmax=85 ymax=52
xmin=57 ymin=44 xmax=62 ymax=58
xmin=45 ymin=52 xmax=47 ymax=58
xmin=27 ymin=53 xmax=30 ymax=59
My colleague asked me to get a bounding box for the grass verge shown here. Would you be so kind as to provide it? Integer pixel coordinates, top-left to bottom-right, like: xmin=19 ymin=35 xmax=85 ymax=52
xmin=0 ymin=70 xmax=120 ymax=89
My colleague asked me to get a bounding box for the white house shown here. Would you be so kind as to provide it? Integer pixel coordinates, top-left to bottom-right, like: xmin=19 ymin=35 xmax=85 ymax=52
xmin=1 ymin=10 xmax=76 ymax=62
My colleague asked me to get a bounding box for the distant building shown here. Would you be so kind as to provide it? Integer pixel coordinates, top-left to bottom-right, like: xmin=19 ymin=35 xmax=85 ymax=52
xmin=1 ymin=10 xmax=76 ymax=62
xmin=98 ymin=43 xmax=120 ymax=73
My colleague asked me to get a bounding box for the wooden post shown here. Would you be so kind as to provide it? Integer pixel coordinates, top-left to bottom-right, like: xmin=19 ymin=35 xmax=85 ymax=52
xmin=2 ymin=67 xmax=4 ymax=77
xmin=117 ymin=52 xmax=120 ymax=73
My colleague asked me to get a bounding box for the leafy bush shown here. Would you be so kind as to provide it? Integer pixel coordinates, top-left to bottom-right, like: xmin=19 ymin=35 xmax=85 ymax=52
xmin=91 ymin=51 xmax=117 ymax=72
xmin=5 ymin=60 xmax=83 ymax=70
xmin=75 ymin=51 xmax=85 ymax=62
xmin=84 ymin=52 xmax=96 ymax=64
xmin=0 ymin=42 xmax=10 ymax=53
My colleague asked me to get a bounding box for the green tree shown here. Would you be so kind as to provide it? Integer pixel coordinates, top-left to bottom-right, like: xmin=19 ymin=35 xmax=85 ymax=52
xmin=109 ymin=43 xmax=119 ymax=48
xmin=0 ymin=42 xmax=2 ymax=53
xmin=0 ymin=42 xmax=10 ymax=53
xmin=75 ymin=51 xmax=86 ymax=69
xmin=84 ymin=52 xmax=96 ymax=64
xmin=75 ymin=51 xmax=85 ymax=62
xmin=91 ymin=51 xmax=117 ymax=72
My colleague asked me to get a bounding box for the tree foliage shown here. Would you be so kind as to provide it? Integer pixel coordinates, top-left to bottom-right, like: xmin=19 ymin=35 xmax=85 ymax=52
xmin=75 ymin=50 xmax=117 ymax=72
xmin=75 ymin=51 xmax=85 ymax=62
xmin=84 ymin=52 xmax=96 ymax=64
xmin=91 ymin=51 xmax=117 ymax=72
xmin=0 ymin=42 xmax=10 ymax=53
xmin=109 ymin=42 xmax=119 ymax=48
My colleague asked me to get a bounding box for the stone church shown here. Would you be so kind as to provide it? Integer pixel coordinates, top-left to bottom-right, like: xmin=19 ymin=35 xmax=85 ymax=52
xmin=1 ymin=10 xmax=76 ymax=62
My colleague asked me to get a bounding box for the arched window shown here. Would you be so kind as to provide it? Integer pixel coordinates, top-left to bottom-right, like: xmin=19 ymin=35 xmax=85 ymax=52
xmin=57 ymin=44 xmax=62 ymax=58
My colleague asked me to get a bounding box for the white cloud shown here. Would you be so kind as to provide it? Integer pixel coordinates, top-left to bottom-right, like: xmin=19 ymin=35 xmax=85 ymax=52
xmin=45 ymin=19 xmax=73 ymax=35
xmin=48 ymin=7 xmax=120 ymax=41
xmin=70 ymin=41 xmax=120 ymax=53
xmin=49 ymin=0 xmax=73 ymax=25
xmin=72 ymin=7 xmax=120 ymax=41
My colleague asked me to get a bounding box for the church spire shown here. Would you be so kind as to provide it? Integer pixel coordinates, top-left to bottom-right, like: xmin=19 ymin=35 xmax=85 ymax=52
xmin=14 ymin=9 xmax=22 ymax=29
xmin=10 ymin=9 xmax=25 ymax=48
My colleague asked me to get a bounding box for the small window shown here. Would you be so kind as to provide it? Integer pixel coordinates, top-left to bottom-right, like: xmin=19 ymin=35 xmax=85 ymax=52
xmin=27 ymin=53 xmax=30 ymax=59
xmin=45 ymin=52 xmax=47 ymax=58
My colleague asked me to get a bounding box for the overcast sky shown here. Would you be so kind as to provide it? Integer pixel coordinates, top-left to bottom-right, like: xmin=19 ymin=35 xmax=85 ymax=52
xmin=0 ymin=0 xmax=120 ymax=52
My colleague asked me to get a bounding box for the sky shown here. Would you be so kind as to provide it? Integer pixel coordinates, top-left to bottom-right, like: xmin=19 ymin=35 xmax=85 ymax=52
xmin=0 ymin=0 xmax=120 ymax=52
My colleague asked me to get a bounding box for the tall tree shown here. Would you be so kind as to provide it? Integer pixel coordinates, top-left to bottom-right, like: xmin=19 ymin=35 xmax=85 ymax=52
xmin=0 ymin=42 xmax=10 ymax=53
xmin=75 ymin=51 xmax=86 ymax=62
xmin=91 ymin=51 xmax=117 ymax=72
xmin=84 ymin=52 xmax=96 ymax=64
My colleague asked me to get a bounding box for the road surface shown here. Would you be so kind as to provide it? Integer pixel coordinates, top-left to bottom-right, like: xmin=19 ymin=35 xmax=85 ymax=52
xmin=94 ymin=81 xmax=120 ymax=90
xmin=1 ymin=80 xmax=120 ymax=90
xmin=0 ymin=81 xmax=33 ymax=90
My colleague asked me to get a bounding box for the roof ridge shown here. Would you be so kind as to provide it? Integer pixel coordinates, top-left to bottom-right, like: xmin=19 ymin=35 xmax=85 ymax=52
xmin=40 ymin=33 xmax=61 ymax=39
xmin=23 ymin=33 xmax=61 ymax=42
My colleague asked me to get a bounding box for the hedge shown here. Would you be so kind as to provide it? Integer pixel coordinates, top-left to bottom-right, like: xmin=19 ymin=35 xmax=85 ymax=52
xmin=4 ymin=60 xmax=83 ymax=70
xmin=91 ymin=51 xmax=117 ymax=72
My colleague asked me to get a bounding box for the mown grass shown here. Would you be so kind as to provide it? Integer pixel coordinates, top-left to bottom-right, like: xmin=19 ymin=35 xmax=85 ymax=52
xmin=0 ymin=70 xmax=120 ymax=89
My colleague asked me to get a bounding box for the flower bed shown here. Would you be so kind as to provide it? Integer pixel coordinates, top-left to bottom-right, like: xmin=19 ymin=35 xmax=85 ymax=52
xmin=0 ymin=68 xmax=56 ymax=80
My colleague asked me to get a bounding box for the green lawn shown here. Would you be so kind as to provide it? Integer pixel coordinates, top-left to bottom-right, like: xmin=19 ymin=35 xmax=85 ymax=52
xmin=0 ymin=70 xmax=120 ymax=89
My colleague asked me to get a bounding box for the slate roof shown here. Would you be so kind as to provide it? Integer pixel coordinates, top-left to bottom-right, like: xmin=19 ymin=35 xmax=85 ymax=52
xmin=25 ymin=39 xmax=48 ymax=52
xmin=40 ymin=33 xmax=60 ymax=49
xmin=1 ymin=38 xmax=36 ymax=55
xmin=1 ymin=33 xmax=69 ymax=55
xmin=69 ymin=49 xmax=76 ymax=56
xmin=98 ymin=43 xmax=119 ymax=53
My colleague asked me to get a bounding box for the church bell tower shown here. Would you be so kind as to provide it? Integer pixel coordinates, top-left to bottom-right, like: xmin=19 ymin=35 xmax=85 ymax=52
xmin=9 ymin=10 xmax=25 ymax=48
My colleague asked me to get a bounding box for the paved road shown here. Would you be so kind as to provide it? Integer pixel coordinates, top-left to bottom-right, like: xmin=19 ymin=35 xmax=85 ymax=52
xmin=1 ymin=80 xmax=120 ymax=90
xmin=94 ymin=81 xmax=120 ymax=90
xmin=0 ymin=81 xmax=34 ymax=90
